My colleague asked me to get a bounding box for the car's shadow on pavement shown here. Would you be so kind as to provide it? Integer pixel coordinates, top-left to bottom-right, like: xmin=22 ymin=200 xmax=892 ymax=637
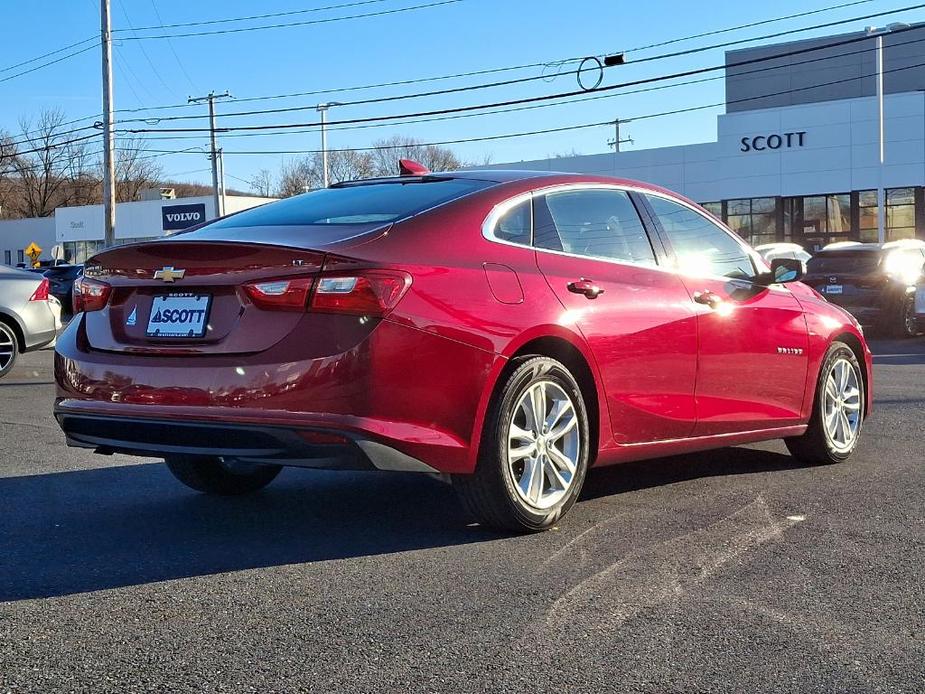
xmin=2 ymin=446 xmax=807 ymax=602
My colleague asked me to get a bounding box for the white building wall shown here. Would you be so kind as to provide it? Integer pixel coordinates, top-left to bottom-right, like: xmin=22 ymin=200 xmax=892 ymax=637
xmin=0 ymin=217 xmax=56 ymax=266
xmin=484 ymin=92 xmax=925 ymax=203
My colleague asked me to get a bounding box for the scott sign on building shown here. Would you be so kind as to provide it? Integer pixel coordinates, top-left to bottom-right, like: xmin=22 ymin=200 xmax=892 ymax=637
xmin=162 ymin=203 xmax=207 ymax=231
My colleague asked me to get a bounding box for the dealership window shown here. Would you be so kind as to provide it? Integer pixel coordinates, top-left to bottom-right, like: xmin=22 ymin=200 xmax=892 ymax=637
xmin=17 ymin=249 xmax=24 ymax=265
xmin=858 ymin=190 xmax=879 ymax=242
xmin=725 ymin=197 xmax=776 ymax=246
xmin=886 ymin=187 xmax=916 ymax=240
xmin=700 ymin=202 xmax=722 ymax=219
xmin=3 ymin=250 xmax=10 ymax=265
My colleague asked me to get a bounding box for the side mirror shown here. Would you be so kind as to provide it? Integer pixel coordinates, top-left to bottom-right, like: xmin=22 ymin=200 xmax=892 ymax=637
xmin=765 ymin=257 xmax=804 ymax=284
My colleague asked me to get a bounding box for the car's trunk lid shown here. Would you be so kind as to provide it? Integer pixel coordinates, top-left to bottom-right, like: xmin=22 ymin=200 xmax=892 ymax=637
xmin=83 ymin=240 xmax=328 ymax=355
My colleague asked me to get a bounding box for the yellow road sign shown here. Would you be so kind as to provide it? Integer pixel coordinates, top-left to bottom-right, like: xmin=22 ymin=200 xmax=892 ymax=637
xmin=24 ymin=242 xmax=42 ymax=268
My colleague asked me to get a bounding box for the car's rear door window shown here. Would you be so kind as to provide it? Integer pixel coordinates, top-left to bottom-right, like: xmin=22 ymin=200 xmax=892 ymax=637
xmin=494 ymin=200 xmax=532 ymax=245
xmin=534 ymin=188 xmax=657 ymax=266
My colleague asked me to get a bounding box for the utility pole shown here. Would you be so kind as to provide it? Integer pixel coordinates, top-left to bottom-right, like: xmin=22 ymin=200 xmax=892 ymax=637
xmin=607 ymin=118 xmax=633 ymax=152
xmin=316 ymin=102 xmax=343 ymax=188
xmin=189 ymin=91 xmax=231 ymax=217
xmin=100 ymin=0 xmax=116 ymax=247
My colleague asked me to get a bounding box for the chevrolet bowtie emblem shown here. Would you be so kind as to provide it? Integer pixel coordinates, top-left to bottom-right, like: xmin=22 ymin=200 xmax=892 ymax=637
xmin=153 ymin=266 xmax=186 ymax=283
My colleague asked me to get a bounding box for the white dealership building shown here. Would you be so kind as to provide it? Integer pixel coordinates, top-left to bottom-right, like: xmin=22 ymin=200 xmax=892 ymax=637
xmin=487 ymin=26 xmax=925 ymax=250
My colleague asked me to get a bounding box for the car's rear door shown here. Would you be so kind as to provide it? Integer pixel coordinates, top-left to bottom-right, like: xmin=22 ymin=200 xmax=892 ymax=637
xmin=640 ymin=193 xmax=809 ymax=435
xmin=531 ymin=185 xmax=698 ymax=443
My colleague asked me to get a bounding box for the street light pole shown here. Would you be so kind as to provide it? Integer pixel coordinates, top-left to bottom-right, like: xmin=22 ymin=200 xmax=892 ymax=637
xmin=867 ymin=23 xmax=911 ymax=244
xmin=316 ymin=102 xmax=343 ymax=188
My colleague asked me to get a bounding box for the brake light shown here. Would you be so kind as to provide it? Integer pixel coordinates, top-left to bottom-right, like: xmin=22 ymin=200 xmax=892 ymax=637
xmin=243 ymin=277 xmax=313 ymax=311
xmin=29 ymin=278 xmax=50 ymax=302
xmin=310 ymin=271 xmax=411 ymax=316
xmin=72 ymin=276 xmax=112 ymax=313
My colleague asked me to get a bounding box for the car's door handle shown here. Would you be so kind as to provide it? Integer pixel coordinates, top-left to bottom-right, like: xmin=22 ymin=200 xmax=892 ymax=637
xmin=692 ymin=290 xmax=723 ymax=309
xmin=567 ymin=279 xmax=605 ymax=299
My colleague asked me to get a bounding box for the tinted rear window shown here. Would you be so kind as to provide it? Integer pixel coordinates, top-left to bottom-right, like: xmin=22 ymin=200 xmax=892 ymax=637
xmin=207 ymin=178 xmax=494 ymax=229
xmin=807 ymin=252 xmax=882 ymax=274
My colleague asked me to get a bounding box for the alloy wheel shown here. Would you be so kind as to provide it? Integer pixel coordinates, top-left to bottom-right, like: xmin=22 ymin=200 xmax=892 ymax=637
xmin=0 ymin=327 xmax=15 ymax=373
xmin=822 ymin=358 xmax=862 ymax=453
xmin=507 ymin=380 xmax=580 ymax=510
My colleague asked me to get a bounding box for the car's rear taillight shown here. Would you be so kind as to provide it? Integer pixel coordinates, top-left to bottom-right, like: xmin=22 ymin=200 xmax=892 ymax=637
xmin=310 ymin=272 xmax=411 ymax=317
xmin=242 ymin=278 xmax=314 ymax=311
xmin=29 ymin=278 xmax=50 ymax=302
xmin=72 ymin=276 xmax=112 ymax=313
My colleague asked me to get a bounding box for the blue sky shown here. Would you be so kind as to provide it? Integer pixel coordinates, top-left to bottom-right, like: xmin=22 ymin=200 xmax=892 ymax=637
xmin=1 ymin=0 xmax=922 ymax=189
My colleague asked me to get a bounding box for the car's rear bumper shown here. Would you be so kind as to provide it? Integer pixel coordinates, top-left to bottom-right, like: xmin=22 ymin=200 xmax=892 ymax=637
xmin=54 ymin=313 xmax=501 ymax=474
xmin=19 ymin=300 xmax=57 ymax=351
xmin=55 ymin=410 xmax=440 ymax=473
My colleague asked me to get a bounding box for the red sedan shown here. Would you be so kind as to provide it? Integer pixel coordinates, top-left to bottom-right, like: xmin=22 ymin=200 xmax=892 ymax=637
xmin=55 ymin=167 xmax=873 ymax=531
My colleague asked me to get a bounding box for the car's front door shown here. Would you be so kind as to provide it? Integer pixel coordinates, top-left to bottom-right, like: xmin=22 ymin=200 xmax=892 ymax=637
xmin=641 ymin=193 xmax=809 ymax=436
xmin=532 ymin=186 xmax=699 ymax=444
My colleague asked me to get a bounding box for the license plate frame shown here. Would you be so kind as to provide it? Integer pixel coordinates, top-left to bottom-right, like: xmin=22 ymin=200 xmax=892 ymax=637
xmin=825 ymin=284 xmax=843 ymax=295
xmin=146 ymin=293 xmax=211 ymax=338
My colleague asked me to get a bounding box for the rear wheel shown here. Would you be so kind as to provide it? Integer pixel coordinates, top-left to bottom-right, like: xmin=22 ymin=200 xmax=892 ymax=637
xmin=785 ymin=341 xmax=864 ymax=465
xmin=0 ymin=321 xmax=19 ymax=379
xmin=165 ymin=456 xmax=282 ymax=495
xmin=453 ymin=356 xmax=590 ymax=532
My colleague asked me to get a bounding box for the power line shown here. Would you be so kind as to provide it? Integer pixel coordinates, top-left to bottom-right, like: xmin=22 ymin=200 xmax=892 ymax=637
xmin=111 ymin=2 xmax=925 ymax=125
xmin=118 ymin=22 xmax=925 ymax=136
xmin=0 ymin=36 xmax=97 ymax=74
xmin=116 ymin=0 xmax=464 ymax=40
xmin=0 ymin=42 xmax=99 ymax=85
xmin=13 ymin=0 xmax=888 ymax=131
xmin=115 ymin=0 xmax=178 ymax=97
xmin=132 ymin=32 xmax=925 ymax=143
xmin=118 ymin=0 xmax=395 ymax=31
xmin=147 ymin=0 xmax=198 ymax=92
xmin=128 ymin=58 xmax=925 ymax=157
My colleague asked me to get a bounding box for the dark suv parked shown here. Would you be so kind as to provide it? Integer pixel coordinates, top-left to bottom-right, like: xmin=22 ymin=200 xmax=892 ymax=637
xmin=803 ymin=241 xmax=925 ymax=337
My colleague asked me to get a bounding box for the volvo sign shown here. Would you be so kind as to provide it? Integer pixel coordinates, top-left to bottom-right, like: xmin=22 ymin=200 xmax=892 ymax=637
xmin=162 ymin=203 xmax=207 ymax=231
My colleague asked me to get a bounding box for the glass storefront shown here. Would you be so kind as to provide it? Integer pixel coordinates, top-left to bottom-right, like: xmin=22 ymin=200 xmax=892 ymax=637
xmin=703 ymin=187 xmax=923 ymax=248
xmin=63 ymin=237 xmax=157 ymax=265
xmin=726 ymin=197 xmax=776 ymax=246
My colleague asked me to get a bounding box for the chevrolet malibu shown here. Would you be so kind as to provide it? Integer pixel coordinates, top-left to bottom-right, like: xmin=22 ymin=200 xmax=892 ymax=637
xmin=54 ymin=168 xmax=873 ymax=531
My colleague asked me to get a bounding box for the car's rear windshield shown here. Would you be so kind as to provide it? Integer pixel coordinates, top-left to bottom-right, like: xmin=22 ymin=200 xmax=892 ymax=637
xmin=807 ymin=251 xmax=882 ymax=274
xmin=207 ymin=178 xmax=495 ymax=229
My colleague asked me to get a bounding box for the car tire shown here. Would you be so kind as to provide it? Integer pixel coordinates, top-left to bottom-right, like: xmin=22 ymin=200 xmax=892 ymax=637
xmin=785 ymin=341 xmax=865 ymax=465
xmin=895 ymin=295 xmax=918 ymax=338
xmin=453 ymin=356 xmax=590 ymax=532
xmin=165 ymin=456 xmax=282 ymax=495
xmin=0 ymin=321 xmax=19 ymax=380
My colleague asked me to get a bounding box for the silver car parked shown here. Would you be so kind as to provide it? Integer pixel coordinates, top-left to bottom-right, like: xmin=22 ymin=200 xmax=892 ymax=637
xmin=0 ymin=266 xmax=58 ymax=378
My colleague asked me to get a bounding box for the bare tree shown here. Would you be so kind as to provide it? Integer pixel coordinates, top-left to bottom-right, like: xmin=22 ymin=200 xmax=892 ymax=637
xmin=368 ymin=135 xmax=463 ymax=177
xmin=249 ymin=168 xmax=275 ymax=197
xmin=275 ymin=150 xmax=376 ymax=197
xmin=9 ymin=109 xmax=86 ymax=217
xmin=110 ymin=136 xmax=163 ymax=202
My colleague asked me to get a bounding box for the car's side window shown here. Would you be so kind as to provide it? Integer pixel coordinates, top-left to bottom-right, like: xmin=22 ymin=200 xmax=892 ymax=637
xmin=645 ymin=194 xmax=757 ymax=280
xmin=534 ymin=189 xmax=657 ymax=266
xmin=493 ymin=200 xmax=532 ymax=245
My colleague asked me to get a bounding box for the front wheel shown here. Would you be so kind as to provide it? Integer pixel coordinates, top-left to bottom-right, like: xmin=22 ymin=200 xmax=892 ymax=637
xmin=896 ymin=295 xmax=919 ymax=338
xmin=785 ymin=341 xmax=865 ymax=465
xmin=165 ymin=456 xmax=282 ymax=495
xmin=453 ymin=356 xmax=591 ymax=532
xmin=0 ymin=321 xmax=18 ymax=379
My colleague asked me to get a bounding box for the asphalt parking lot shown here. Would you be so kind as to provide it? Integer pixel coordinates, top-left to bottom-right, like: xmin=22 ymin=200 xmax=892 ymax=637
xmin=0 ymin=340 xmax=923 ymax=693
